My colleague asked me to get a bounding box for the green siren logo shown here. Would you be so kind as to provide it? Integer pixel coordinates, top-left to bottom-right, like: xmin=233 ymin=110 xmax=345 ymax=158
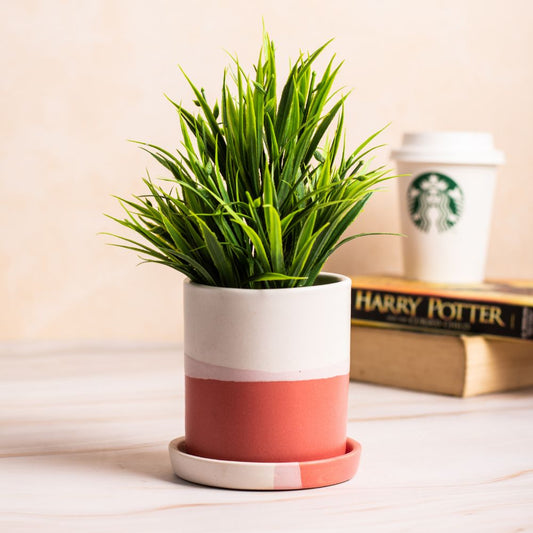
xmin=408 ymin=172 xmax=464 ymax=232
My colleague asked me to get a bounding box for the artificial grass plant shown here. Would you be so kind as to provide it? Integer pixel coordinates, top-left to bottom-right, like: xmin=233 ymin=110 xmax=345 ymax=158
xmin=107 ymin=32 xmax=396 ymax=288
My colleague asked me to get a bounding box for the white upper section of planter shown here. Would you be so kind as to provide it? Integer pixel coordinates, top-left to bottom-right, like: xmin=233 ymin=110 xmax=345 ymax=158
xmin=184 ymin=273 xmax=351 ymax=381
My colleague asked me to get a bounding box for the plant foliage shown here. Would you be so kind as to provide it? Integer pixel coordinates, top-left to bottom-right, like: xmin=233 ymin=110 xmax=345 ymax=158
xmin=107 ymin=32 xmax=396 ymax=288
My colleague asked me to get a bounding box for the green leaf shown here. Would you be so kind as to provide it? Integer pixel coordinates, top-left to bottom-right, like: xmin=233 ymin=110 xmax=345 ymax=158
xmin=197 ymin=218 xmax=236 ymax=286
xmin=264 ymin=204 xmax=284 ymax=272
xmin=328 ymin=232 xmax=404 ymax=255
xmin=247 ymin=272 xmax=306 ymax=282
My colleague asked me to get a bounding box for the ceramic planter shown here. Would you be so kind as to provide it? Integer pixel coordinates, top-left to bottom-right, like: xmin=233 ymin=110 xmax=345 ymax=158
xmin=169 ymin=272 xmax=361 ymax=490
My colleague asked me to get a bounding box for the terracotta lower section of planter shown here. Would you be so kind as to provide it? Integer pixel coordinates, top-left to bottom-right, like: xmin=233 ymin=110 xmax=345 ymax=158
xmin=185 ymin=374 xmax=349 ymax=463
xmin=169 ymin=436 xmax=361 ymax=490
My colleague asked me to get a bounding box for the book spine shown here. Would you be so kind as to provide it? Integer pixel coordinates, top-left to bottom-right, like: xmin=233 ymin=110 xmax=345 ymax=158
xmin=351 ymin=287 xmax=533 ymax=340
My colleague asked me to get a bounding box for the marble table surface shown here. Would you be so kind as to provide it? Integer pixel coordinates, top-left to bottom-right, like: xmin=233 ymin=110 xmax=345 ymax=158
xmin=1 ymin=342 xmax=532 ymax=532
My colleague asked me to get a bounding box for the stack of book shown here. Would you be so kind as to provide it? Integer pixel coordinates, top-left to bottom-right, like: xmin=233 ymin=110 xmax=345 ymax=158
xmin=350 ymin=275 xmax=533 ymax=397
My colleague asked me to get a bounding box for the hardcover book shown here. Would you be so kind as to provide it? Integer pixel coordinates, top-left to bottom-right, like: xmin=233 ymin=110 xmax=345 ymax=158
xmin=351 ymin=275 xmax=533 ymax=340
xmin=350 ymin=325 xmax=533 ymax=397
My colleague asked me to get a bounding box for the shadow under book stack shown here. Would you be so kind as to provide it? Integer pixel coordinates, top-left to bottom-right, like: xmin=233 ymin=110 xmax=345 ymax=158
xmin=350 ymin=275 xmax=533 ymax=397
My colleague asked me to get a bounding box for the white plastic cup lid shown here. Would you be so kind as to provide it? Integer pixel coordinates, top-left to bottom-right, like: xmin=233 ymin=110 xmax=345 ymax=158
xmin=391 ymin=131 xmax=505 ymax=165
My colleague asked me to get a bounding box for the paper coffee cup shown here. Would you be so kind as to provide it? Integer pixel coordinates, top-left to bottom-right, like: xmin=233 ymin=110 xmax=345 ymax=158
xmin=392 ymin=132 xmax=504 ymax=284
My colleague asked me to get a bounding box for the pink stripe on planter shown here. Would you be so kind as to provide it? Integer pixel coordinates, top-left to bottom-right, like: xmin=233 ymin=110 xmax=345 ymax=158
xmin=185 ymin=374 xmax=349 ymax=463
xmin=185 ymin=354 xmax=349 ymax=382
xmin=273 ymin=464 xmax=302 ymax=490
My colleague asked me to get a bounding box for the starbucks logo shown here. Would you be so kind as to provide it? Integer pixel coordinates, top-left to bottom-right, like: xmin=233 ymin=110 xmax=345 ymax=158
xmin=407 ymin=172 xmax=464 ymax=232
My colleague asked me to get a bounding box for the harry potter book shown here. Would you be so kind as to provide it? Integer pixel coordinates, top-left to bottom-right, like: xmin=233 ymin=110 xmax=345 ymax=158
xmin=350 ymin=325 xmax=533 ymax=397
xmin=351 ymin=275 xmax=533 ymax=340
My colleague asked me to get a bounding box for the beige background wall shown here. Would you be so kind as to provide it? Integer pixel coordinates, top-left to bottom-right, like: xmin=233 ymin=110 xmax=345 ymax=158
xmin=1 ymin=0 xmax=532 ymax=341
